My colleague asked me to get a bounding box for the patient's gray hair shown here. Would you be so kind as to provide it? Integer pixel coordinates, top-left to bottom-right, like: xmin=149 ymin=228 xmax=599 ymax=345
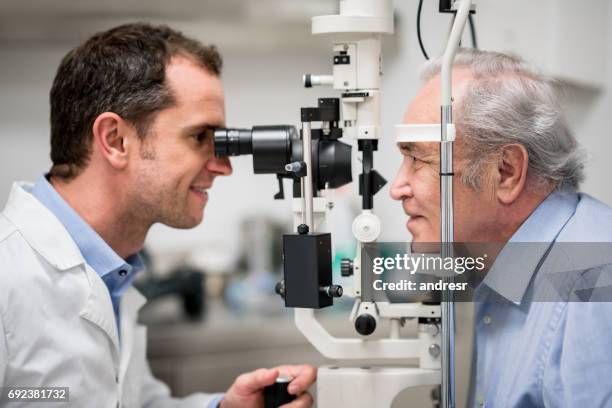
xmin=422 ymin=48 xmax=585 ymax=192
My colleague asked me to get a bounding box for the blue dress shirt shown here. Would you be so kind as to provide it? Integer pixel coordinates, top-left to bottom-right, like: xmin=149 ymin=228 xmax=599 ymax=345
xmin=29 ymin=174 xmax=143 ymax=336
xmin=469 ymin=191 xmax=612 ymax=407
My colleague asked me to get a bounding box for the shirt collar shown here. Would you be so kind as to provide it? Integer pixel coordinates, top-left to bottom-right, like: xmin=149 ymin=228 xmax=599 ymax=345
xmin=29 ymin=174 xmax=143 ymax=280
xmin=481 ymin=190 xmax=579 ymax=304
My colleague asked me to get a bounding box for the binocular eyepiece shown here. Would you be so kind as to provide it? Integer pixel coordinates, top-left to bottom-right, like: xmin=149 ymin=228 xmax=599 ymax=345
xmin=214 ymin=125 xmax=296 ymax=175
xmin=214 ymin=125 xmax=352 ymax=191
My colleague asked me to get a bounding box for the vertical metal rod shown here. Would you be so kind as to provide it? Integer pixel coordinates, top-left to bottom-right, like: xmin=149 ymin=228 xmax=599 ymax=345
xmin=300 ymin=179 xmax=307 ymax=226
xmin=302 ymin=121 xmax=314 ymax=230
xmin=440 ymin=105 xmax=455 ymax=408
xmin=439 ymin=2 xmax=472 ymax=404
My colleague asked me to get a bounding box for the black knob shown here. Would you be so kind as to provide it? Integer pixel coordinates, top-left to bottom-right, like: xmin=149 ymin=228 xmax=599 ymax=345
xmin=321 ymin=285 xmax=343 ymax=298
xmin=297 ymin=224 xmax=309 ymax=235
xmin=355 ymin=314 xmax=377 ymax=336
xmin=264 ymin=377 xmax=296 ymax=408
xmin=340 ymin=258 xmax=354 ymax=277
xmin=274 ymin=281 xmax=285 ymax=298
xmin=304 ymin=74 xmax=313 ymax=88
xmin=330 ymin=285 xmax=343 ymax=297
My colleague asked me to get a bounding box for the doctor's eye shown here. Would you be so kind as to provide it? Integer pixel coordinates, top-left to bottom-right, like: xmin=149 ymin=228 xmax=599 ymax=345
xmin=194 ymin=128 xmax=214 ymax=144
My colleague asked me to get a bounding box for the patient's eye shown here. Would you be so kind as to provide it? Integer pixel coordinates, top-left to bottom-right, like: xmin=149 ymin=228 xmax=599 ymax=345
xmin=400 ymin=146 xmax=432 ymax=168
xmin=410 ymin=155 xmax=430 ymax=170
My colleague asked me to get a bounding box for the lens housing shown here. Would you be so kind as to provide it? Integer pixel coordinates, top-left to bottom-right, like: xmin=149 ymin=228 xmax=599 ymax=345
xmin=213 ymin=128 xmax=253 ymax=157
xmin=214 ymin=124 xmax=352 ymax=191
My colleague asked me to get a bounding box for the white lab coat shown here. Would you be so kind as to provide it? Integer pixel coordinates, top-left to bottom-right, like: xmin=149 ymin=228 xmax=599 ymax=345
xmin=0 ymin=182 xmax=219 ymax=407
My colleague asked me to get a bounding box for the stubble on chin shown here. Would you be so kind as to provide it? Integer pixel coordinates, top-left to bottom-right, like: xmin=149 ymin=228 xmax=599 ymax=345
xmin=153 ymin=192 xmax=203 ymax=229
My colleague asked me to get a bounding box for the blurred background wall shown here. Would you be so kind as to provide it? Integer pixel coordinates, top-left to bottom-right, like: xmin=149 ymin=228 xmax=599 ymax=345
xmin=0 ymin=1 xmax=610 ymax=406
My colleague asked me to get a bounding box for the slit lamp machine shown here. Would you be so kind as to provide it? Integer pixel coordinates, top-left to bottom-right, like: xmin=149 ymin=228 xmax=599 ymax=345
xmin=214 ymin=1 xmax=476 ymax=406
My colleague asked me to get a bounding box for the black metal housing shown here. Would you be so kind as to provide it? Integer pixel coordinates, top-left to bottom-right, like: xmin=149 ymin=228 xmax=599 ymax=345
xmin=214 ymin=124 xmax=352 ymax=195
xmin=282 ymin=233 xmax=333 ymax=309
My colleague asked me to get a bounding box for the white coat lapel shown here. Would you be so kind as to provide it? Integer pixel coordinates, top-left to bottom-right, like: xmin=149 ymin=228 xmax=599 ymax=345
xmin=118 ymin=287 xmax=147 ymax=383
xmin=79 ymin=264 xmax=121 ymax=369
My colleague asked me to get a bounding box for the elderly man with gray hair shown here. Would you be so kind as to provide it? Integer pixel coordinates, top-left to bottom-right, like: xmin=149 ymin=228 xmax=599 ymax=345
xmin=390 ymin=48 xmax=612 ymax=407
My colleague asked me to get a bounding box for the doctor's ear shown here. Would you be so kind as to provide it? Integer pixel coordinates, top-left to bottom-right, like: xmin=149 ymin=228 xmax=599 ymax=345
xmin=493 ymin=144 xmax=529 ymax=205
xmin=91 ymin=112 xmax=134 ymax=170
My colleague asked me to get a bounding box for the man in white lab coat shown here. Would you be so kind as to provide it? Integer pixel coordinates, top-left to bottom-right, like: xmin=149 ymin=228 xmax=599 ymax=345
xmin=0 ymin=23 xmax=315 ymax=407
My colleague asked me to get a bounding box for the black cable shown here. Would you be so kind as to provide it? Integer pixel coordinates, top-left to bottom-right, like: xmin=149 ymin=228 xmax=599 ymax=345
xmin=418 ymin=0 xmax=478 ymax=60
xmin=417 ymin=0 xmax=429 ymax=60
xmin=468 ymin=13 xmax=478 ymax=49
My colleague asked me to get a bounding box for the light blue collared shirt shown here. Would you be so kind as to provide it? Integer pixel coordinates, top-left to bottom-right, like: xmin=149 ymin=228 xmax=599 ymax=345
xmin=29 ymin=174 xmax=143 ymax=335
xmin=469 ymin=191 xmax=612 ymax=407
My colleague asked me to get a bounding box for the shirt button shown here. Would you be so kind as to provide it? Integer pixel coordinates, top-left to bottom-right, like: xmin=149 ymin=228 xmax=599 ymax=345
xmin=483 ymin=315 xmax=492 ymax=325
xmin=118 ymin=270 xmax=128 ymax=277
xmin=478 ymin=395 xmax=485 ymax=406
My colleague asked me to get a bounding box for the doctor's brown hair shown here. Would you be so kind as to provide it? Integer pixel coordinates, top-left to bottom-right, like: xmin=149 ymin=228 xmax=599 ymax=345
xmin=49 ymin=23 xmax=222 ymax=180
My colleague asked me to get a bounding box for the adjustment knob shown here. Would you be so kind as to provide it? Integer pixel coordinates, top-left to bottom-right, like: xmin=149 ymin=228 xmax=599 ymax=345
xmin=303 ymin=74 xmax=313 ymax=88
xmin=352 ymin=212 xmax=381 ymax=242
xmin=320 ymin=285 xmax=343 ymax=298
xmin=355 ymin=314 xmax=377 ymax=336
xmin=340 ymin=258 xmax=354 ymax=277
xmin=274 ymin=281 xmax=285 ymax=298
xmin=264 ymin=376 xmax=296 ymax=408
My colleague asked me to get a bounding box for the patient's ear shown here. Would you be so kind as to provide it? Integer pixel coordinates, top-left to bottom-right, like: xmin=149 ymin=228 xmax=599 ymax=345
xmin=92 ymin=112 xmax=132 ymax=170
xmin=494 ymin=144 xmax=529 ymax=205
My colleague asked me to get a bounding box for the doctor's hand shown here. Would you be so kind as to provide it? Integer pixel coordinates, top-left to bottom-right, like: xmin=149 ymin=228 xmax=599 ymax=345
xmin=219 ymin=364 xmax=316 ymax=408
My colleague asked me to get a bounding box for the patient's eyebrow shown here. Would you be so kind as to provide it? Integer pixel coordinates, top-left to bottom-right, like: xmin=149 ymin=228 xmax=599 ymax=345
xmin=399 ymin=142 xmax=425 ymax=154
xmin=398 ymin=142 xmax=439 ymax=160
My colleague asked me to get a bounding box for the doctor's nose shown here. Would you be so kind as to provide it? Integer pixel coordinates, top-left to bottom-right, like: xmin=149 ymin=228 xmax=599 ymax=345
xmin=206 ymin=156 xmax=233 ymax=177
